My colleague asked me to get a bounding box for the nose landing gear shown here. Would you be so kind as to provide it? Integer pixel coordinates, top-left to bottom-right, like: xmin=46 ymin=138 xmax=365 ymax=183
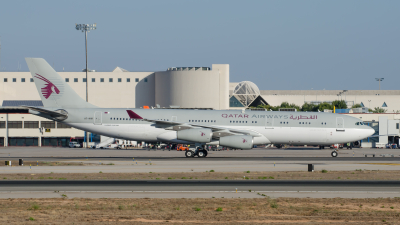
xmin=331 ymin=150 xmax=338 ymax=157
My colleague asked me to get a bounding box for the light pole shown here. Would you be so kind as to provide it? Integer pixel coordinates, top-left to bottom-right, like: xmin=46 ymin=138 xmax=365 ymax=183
xmin=76 ymin=23 xmax=96 ymax=148
xmin=368 ymin=100 xmax=371 ymax=109
xmin=375 ymin=78 xmax=384 ymax=90
xmin=343 ymin=90 xmax=347 ymax=107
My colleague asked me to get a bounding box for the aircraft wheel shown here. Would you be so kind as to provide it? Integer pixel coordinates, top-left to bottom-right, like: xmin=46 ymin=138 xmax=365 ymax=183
xmin=331 ymin=151 xmax=338 ymax=157
xmin=197 ymin=150 xmax=205 ymax=157
xmin=185 ymin=150 xmax=194 ymax=158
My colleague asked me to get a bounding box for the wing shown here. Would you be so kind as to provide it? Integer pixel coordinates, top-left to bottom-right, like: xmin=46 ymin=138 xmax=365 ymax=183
xmin=143 ymin=118 xmax=262 ymax=138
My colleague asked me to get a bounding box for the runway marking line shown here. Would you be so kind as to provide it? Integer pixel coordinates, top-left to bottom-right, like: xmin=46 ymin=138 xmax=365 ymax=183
xmin=361 ymin=163 xmax=400 ymax=166
xmin=1 ymin=191 xmax=399 ymax=194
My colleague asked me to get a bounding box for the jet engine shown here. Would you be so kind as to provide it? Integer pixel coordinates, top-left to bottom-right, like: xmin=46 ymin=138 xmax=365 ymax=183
xmin=219 ymin=135 xmax=253 ymax=149
xmin=177 ymin=128 xmax=212 ymax=143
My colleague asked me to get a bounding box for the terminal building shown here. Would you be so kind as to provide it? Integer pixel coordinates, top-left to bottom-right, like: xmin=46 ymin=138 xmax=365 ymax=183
xmin=1 ymin=64 xmax=400 ymax=148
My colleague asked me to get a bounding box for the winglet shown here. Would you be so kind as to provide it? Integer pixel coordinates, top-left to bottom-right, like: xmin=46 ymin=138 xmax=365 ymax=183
xmin=126 ymin=110 xmax=143 ymax=119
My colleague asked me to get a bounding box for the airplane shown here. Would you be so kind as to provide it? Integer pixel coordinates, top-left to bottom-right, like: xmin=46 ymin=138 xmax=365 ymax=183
xmin=23 ymin=58 xmax=375 ymax=158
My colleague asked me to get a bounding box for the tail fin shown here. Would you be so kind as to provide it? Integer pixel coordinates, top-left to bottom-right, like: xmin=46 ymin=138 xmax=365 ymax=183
xmin=25 ymin=58 xmax=97 ymax=108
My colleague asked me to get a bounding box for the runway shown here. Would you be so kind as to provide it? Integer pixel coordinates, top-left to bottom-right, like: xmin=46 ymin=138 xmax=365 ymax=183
xmin=1 ymin=180 xmax=399 ymax=191
xmin=0 ymin=147 xmax=398 ymax=162
xmin=1 ymin=180 xmax=399 ymax=198
xmin=1 ymin=156 xmax=399 ymax=162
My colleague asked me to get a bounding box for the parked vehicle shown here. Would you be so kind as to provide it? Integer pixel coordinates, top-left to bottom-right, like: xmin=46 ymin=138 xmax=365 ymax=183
xmin=177 ymin=144 xmax=189 ymax=151
xmin=69 ymin=142 xmax=81 ymax=148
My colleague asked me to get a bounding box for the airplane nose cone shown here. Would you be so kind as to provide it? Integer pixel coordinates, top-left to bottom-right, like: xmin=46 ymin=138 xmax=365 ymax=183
xmin=368 ymin=127 xmax=375 ymax=136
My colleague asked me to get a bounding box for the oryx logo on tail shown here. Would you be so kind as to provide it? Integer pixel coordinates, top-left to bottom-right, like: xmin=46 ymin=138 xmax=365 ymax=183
xmin=34 ymin=73 xmax=60 ymax=99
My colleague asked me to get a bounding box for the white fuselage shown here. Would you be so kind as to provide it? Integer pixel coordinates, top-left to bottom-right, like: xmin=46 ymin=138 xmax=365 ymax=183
xmin=67 ymin=122 xmax=373 ymax=146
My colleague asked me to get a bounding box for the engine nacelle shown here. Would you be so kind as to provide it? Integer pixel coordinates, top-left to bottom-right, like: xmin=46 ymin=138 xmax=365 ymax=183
xmin=219 ymin=135 xmax=253 ymax=149
xmin=177 ymin=128 xmax=212 ymax=143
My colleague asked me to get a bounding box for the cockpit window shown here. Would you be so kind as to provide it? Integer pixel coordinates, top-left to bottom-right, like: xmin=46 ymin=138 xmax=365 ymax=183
xmin=355 ymin=122 xmax=365 ymax=125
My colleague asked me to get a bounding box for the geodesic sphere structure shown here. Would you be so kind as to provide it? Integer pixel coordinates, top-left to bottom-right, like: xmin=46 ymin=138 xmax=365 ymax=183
xmin=232 ymin=81 xmax=260 ymax=107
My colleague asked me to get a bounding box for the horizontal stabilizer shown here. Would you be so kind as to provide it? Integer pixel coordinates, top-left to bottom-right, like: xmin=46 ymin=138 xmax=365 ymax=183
xmin=21 ymin=106 xmax=68 ymax=120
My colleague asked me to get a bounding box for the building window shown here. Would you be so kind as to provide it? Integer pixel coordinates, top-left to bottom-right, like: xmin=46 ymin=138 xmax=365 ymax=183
xmin=118 ymin=78 xmax=121 ymax=82
xmin=8 ymin=121 xmax=22 ymax=129
xmin=21 ymin=78 xmax=25 ymax=82
xmin=41 ymin=121 xmax=55 ymax=129
xmin=4 ymin=78 xmax=7 ymax=82
xmin=12 ymin=78 xmax=16 ymax=82
xmin=57 ymin=122 xmax=71 ymax=128
xmin=382 ymin=102 xmax=388 ymax=107
xmin=74 ymin=78 xmax=78 ymax=82
xmin=135 ymin=78 xmax=139 ymax=82
xmin=397 ymin=123 xmax=399 ymax=129
xmin=65 ymin=78 xmax=69 ymax=82
xmin=100 ymin=78 xmax=104 ymax=82
xmin=144 ymin=78 xmax=148 ymax=82
xmin=0 ymin=121 xmax=5 ymax=128
xmin=109 ymin=78 xmax=113 ymax=82
xmin=92 ymin=78 xmax=95 ymax=82
xmin=127 ymin=78 xmax=130 ymax=82
xmin=24 ymin=121 xmax=39 ymax=129
xmin=83 ymin=78 xmax=87 ymax=82
xmin=30 ymin=78 xmax=34 ymax=82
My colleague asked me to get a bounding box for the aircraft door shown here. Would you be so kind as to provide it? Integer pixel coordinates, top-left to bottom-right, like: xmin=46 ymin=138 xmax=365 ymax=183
xmin=336 ymin=117 xmax=344 ymax=131
xmin=265 ymin=116 xmax=273 ymax=129
xmin=94 ymin=111 xmax=102 ymax=125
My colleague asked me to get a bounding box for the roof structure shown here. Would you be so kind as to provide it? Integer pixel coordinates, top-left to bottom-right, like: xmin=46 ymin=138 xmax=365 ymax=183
xmin=112 ymin=67 xmax=129 ymax=72
xmin=2 ymin=100 xmax=43 ymax=107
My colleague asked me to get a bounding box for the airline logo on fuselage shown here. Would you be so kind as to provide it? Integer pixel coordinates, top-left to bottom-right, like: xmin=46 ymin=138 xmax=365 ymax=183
xmin=34 ymin=73 xmax=60 ymax=99
xmin=221 ymin=114 xmax=317 ymax=120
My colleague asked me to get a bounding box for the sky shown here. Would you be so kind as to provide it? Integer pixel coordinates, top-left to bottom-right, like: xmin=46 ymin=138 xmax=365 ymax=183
xmin=0 ymin=0 xmax=399 ymax=90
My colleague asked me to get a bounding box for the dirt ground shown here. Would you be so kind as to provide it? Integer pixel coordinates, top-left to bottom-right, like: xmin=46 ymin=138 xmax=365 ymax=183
xmin=1 ymin=197 xmax=399 ymax=224
xmin=1 ymin=170 xmax=400 ymax=180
